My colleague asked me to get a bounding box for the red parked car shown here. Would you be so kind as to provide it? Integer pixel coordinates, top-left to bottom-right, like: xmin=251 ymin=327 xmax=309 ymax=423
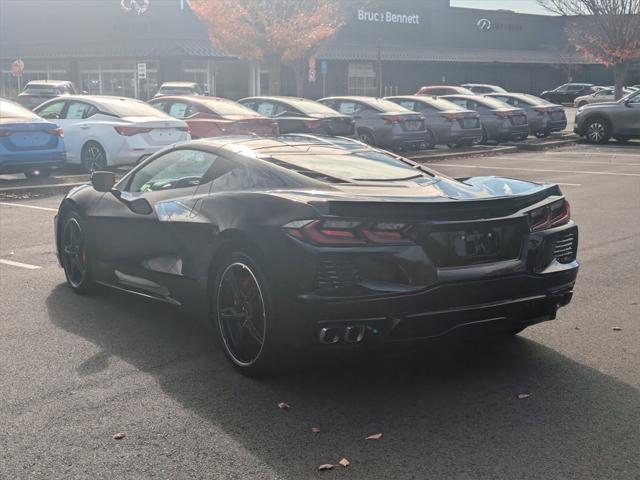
xmin=149 ymin=96 xmax=278 ymax=138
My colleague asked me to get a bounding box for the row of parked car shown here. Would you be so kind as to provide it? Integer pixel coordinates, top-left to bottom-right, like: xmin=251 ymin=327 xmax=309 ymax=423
xmin=2 ymin=79 xmax=637 ymax=178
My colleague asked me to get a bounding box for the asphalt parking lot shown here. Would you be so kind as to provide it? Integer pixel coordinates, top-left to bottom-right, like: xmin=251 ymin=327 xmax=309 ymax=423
xmin=1 ymin=142 xmax=639 ymax=479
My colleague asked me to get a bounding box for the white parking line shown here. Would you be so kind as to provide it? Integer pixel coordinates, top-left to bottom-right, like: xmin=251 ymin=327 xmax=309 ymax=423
xmin=0 ymin=202 xmax=57 ymax=212
xmin=545 ymin=151 xmax=640 ymax=159
xmin=493 ymin=156 xmax=640 ymax=167
xmin=554 ymin=182 xmax=582 ymax=187
xmin=434 ymin=163 xmax=640 ymax=177
xmin=0 ymin=259 xmax=42 ymax=270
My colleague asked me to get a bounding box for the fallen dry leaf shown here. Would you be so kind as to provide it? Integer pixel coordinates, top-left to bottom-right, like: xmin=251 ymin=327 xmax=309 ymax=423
xmin=311 ymin=427 xmax=321 ymax=433
xmin=318 ymin=464 xmax=334 ymax=471
xmin=112 ymin=432 xmax=126 ymax=440
xmin=612 ymin=327 xmax=622 ymax=331
xmin=574 ymin=326 xmax=580 ymax=330
xmin=277 ymin=402 xmax=290 ymax=411
xmin=366 ymin=433 xmax=383 ymax=440
xmin=517 ymin=393 xmax=531 ymax=400
xmin=339 ymin=458 xmax=350 ymax=468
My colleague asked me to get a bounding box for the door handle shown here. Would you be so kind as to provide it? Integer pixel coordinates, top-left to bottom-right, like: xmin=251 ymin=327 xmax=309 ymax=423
xmin=80 ymin=125 xmax=90 ymax=130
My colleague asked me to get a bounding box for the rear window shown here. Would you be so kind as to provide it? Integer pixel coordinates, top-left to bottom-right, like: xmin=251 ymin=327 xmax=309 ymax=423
xmin=160 ymin=87 xmax=195 ymax=95
xmin=474 ymin=97 xmax=513 ymax=109
xmin=200 ymin=99 xmax=261 ymax=116
xmin=416 ymin=97 xmax=466 ymax=111
xmin=266 ymin=150 xmax=431 ymax=182
xmin=100 ymin=98 xmax=170 ymax=118
xmin=361 ymin=98 xmax=410 ymax=113
xmin=22 ymin=85 xmax=60 ymax=95
xmin=285 ymin=99 xmax=339 ymax=115
xmin=0 ymin=100 xmax=40 ymax=119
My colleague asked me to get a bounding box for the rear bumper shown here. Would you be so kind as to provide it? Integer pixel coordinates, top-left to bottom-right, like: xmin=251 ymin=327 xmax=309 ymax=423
xmin=0 ymin=151 xmax=66 ymax=173
xmin=293 ymin=264 xmax=578 ymax=347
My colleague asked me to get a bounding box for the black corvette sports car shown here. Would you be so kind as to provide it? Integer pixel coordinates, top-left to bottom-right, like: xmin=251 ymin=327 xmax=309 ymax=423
xmin=55 ymin=135 xmax=579 ymax=375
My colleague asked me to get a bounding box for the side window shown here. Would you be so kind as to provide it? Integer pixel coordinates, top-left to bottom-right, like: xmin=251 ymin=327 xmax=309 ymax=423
xmin=398 ymin=100 xmax=416 ymax=111
xmin=336 ymin=101 xmax=361 ymax=115
xmin=36 ymin=101 xmax=66 ymax=119
xmin=449 ymin=98 xmax=467 ymax=109
xmin=65 ymin=101 xmax=97 ymax=120
xmin=628 ymin=93 xmax=640 ymax=104
xmin=168 ymin=102 xmax=197 ymax=119
xmin=256 ymin=102 xmax=277 ymax=116
xmin=127 ymin=149 xmax=220 ymax=193
xmin=151 ymin=101 xmax=167 ymax=112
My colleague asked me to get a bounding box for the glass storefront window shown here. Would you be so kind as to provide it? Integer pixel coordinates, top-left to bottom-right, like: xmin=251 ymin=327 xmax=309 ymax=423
xmin=1 ymin=60 xmax=71 ymax=98
xmin=78 ymin=60 xmax=158 ymax=100
xmin=348 ymin=62 xmax=377 ymax=96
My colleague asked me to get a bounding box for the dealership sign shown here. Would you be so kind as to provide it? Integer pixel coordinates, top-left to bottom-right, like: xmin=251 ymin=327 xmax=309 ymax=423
xmin=357 ymin=9 xmax=420 ymax=25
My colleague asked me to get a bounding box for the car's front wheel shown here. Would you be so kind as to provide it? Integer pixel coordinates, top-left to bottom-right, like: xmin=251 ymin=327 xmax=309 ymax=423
xmin=60 ymin=212 xmax=93 ymax=294
xmin=584 ymin=118 xmax=610 ymax=144
xmin=212 ymin=252 xmax=282 ymax=376
xmin=357 ymin=129 xmax=376 ymax=146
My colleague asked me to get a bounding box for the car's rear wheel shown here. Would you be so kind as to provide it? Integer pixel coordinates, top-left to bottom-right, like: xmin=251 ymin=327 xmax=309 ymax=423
xmin=584 ymin=118 xmax=610 ymax=144
xmin=357 ymin=129 xmax=376 ymax=146
xmin=24 ymin=167 xmax=51 ymax=179
xmin=424 ymin=129 xmax=436 ymax=149
xmin=81 ymin=142 xmax=107 ymax=172
xmin=60 ymin=212 xmax=93 ymax=294
xmin=212 ymin=252 xmax=281 ymax=376
xmin=476 ymin=126 xmax=488 ymax=145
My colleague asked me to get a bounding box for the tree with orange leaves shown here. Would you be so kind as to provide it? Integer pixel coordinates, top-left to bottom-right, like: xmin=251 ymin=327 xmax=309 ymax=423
xmin=188 ymin=0 xmax=351 ymax=95
xmin=538 ymin=0 xmax=640 ymax=99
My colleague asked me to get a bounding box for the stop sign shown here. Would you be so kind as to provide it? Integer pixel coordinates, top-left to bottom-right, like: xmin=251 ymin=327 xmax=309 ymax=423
xmin=11 ymin=59 xmax=24 ymax=77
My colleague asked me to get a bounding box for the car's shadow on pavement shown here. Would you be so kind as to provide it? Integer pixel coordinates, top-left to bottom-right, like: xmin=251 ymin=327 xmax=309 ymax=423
xmin=46 ymin=284 xmax=639 ymax=480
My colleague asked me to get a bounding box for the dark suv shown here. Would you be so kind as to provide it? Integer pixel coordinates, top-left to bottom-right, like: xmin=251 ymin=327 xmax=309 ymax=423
xmin=17 ymin=80 xmax=77 ymax=110
xmin=539 ymin=83 xmax=596 ymax=104
xmin=574 ymin=90 xmax=640 ymax=144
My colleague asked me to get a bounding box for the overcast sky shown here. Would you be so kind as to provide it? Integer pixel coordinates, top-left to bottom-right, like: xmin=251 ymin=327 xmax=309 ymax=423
xmin=450 ymin=0 xmax=553 ymax=15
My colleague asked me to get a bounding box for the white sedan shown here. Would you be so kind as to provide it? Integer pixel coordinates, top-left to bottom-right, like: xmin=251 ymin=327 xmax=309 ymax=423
xmin=573 ymin=87 xmax=634 ymax=108
xmin=34 ymin=95 xmax=190 ymax=171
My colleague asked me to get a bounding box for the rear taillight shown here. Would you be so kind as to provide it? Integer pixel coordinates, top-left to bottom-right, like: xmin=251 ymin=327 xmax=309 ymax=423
xmin=529 ymin=200 xmax=571 ymax=232
xmin=284 ymin=220 xmax=413 ymax=246
xmin=114 ymin=126 xmax=153 ymax=136
xmin=441 ymin=113 xmax=464 ymax=122
xmin=303 ymin=119 xmax=321 ymax=129
xmin=47 ymin=127 xmax=64 ymax=137
xmin=381 ymin=115 xmax=401 ymax=124
xmin=533 ymin=107 xmax=551 ymax=115
xmin=0 ymin=130 xmax=12 ymax=137
xmin=495 ymin=111 xmax=512 ymax=119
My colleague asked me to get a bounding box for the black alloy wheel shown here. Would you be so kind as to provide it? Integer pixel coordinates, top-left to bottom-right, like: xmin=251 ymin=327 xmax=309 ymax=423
xmin=214 ymin=252 xmax=278 ymax=376
xmin=81 ymin=142 xmax=107 ymax=173
xmin=585 ymin=119 xmax=610 ymax=144
xmin=357 ymin=129 xmax=376 ymax=146
xmin=61 ymin=213 xmax=93 ymax=293
xmin=424 ymin=129 xmax=436 ymax=149
xmin=476 ymin=126 xmax=488 ymax=145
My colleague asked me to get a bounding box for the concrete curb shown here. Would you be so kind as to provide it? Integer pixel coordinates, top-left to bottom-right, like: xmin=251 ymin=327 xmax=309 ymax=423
xmin=0 ymin=182 xmax=86 ymax=198
xmin=506 ymin=138 xmax=577 ymax=151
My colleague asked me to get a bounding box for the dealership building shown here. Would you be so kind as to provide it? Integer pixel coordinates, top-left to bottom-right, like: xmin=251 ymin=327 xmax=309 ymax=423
xmin=1 ymin=0 xmax=637 ymax=100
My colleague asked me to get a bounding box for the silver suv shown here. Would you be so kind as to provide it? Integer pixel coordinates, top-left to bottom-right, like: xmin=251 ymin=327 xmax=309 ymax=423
xmin=574 ymin=90 xmax=640 ymax=144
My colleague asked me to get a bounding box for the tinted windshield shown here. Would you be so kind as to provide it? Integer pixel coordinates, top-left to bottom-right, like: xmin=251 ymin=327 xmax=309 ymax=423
xmin=285 ymin=99 xmax=339 ymax=115
xmin=200 ymin=99 xmax=261 ymax=116
xmin=101 ymin=98 xmax=169 ymax=117
xmin=0 ymin=100 xmax=40 ymax=119
xmin=267 ymin=149 xmax=431 ymax=182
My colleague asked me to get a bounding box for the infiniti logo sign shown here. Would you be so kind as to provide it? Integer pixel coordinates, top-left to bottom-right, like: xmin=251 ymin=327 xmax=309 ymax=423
xmin=477 ymin=18 xmax=492 ymax=31
xmin=121 ymin=0 xmax=150 ymax=15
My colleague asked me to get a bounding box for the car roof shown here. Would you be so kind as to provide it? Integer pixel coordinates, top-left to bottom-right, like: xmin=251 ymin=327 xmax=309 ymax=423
xmin=25 ymin=80 xmax=73 ymax=86
xmin=320 ymin=96 xmax=382 ymax=101
xmin=150 ymin=95 xmax=235 ymax=103
xmin=160 ymin=82 xmax=199 ymax=87
xmin=462 ymin=83 xmax=497 ymax=87
xmin=240 ymin=96 xmax=321 ymax=103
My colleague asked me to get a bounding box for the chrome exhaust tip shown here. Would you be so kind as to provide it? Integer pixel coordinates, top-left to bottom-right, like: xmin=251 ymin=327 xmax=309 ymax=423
xmin=344 ymin=325 xmax=366 ymax=343
xmin=318 ymin=327 xmax=341 ymax=345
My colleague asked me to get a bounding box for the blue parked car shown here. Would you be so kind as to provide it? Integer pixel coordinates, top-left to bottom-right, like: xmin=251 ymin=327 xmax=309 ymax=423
xmin=0 ymin=98 xmax=66 ymax=178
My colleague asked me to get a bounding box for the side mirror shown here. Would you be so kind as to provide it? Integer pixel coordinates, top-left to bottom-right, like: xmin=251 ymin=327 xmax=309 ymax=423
xmin=128 ymin=198 xmax=154 ymax=215
xmin=91 ymin=171 xmax=115 ymax=192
